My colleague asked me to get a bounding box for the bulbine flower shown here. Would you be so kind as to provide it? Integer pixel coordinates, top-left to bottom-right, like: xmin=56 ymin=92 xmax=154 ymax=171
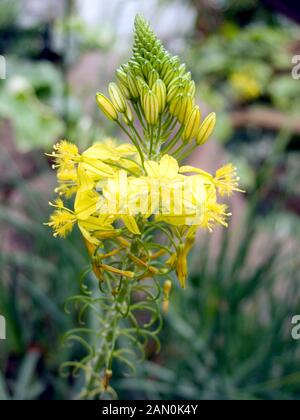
xmin=46 ymin=15 xmax=243 ymax=399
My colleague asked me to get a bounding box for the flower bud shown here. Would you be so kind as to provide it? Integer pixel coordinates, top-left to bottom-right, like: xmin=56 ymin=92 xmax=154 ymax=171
xmin=127 ymin=72 xmax=140 ymax=100
xmin=188 ymin=80 xmax=196 ymax=98
xmin=169 ymin=94 xmax=183 ymax=118
xmin=96 ymin=93 xmax=118 ymax=121
xmin=167 ymin=83 xmax=182 ymax=104
xmin=177 ymin=95 xmax=193 ymax=124
xmin=123 ymin=103 xmax=134 ymax=126
xmin=143 ymin=90 xmax=159 ymax=125
xmin=108 ymin=82 xmax=127 ymax=113
xmin=164 ymin=68 xmax=179 ymax=87
xmin=116 ymin=68 xmax=128 ymax=86
xmin=182 ymin=105 xmax=201 ymax=142
xmin=148 ymin=69 xmax=159 ymax=88
xmin=196 ymin=112 xmax=216 ymax=145
xmin=152 ymin=79 xmax=166 ymax=113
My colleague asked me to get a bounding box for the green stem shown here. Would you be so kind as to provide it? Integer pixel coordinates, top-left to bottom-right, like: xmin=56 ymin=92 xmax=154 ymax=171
xmin=162 ymin=125 xmax=184 ymax=154
xmin=116 ymin=121 xmax=145 ymax=168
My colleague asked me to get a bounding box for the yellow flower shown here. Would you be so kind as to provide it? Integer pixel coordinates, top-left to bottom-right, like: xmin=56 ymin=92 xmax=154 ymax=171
xmin=50 ymin=140 xmax=80 ymax=173
xmin=214 ymin=163 xmax=243 ymax=197
xmin=46 ymin=209 xmax=76 ymax=238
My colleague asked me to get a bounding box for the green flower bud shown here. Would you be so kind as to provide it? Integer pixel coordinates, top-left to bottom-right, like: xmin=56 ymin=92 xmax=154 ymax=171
xmin=123 ymin=104 xmax=134 ymax=126
xmin=164 ymin=68 xmax=179 ymax=87
xmin=142 ymin=61 xmax=152 ymax=78
xmin=143 ymin=90 xmax=159 ymax=125
xmin=177 ymin=95 xmax=193 ymax=124
xmin=188 ymin=80 xmax=196 ymax=98
xmin=169 ymin=94 xmax=183 ymax=118
xmin=127 ymin=73 xmax=140 ymax=100
xmin=148 ymin=69 xmax=159 ymax=88
xmin=182 ymin=105 xmax=201 ymax=142
xmin=196 ymin=112 xmax=216 ymax=145
xmin=108 ymin=82 xmax=127 ymax=113
xmin=116 ymin=68 xmax=128 ymax=86
xmin=96 ymin=93 xmax=118 ymax=121
xmin=152 ymin=79 xmax=166 ymax=113
xmin=118 ymin=82 xmax=131 ymax=99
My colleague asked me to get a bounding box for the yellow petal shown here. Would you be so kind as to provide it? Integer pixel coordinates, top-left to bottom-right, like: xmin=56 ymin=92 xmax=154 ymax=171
xmin=144 ymin=160 xmax=160 ymax=178
xmin=122 ymin=215 xmax=140 ymax=234
xmin=159 ymin=155 xmax=179 ymax=179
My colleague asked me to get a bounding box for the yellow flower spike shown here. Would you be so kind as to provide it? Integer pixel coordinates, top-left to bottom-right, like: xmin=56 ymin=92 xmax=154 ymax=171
xmin=143 ymin=90 xmax=159 ymax=125
xmin=96 ymin=93 xmax=118 ymax=121
xmin=182 ymin=105 xmax=201 ymax=143
xmin=214 ymin=163 xmax=244 ymax=197
xmin=196 ymin=112 xmax=216 ymax=146
xmin=108 ymin=82 xmax=127 ymax=113
xmin=152 ymin=79 xmax=166 ymax=113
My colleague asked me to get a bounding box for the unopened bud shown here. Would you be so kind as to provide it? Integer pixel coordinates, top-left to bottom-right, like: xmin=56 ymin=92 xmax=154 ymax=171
xmin=148 ymin=69 xmax=159 ymax=88
xmin=152 ymin=79 xmax=166 ymax=113
xmin=143 ymin=90 xmax=159 ymax=125
xmin=116 ymin=68 xmax=128 ymax=86
xmin=123 ymin=103 xmax=134 ymax=126
xmin=169 ymin=94 xmax=183 ymax=118
xmin=127 ymin=73 xmax=139 ymax=100
xmin=196 ymin=112 xmax=216 ymax=145
xmin=188 ymin=80 xmax=196 ymax=98
xmin=182 ymin=105 xmax=201 ymax=142
xmin=163 ymin=279 xmax=172 ymax=296
xmin=177 ymin=95 xmax=193 ymax=124
xmin=108 ymin=82 xmax=127 ymax=113
xmin=96 ymin=93 xmax=118 ymax=121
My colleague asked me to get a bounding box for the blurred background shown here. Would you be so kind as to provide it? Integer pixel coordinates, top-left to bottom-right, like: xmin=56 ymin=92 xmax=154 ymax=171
xmin=1 ymin=0 xmax=300 ymax=400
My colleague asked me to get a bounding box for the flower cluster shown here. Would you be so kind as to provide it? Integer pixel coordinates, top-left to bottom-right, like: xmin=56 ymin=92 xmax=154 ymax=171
xmin=46 ymin=16 xmax=243 ymax=398
xmin=47 ymin=138 xmax=241 ymax=285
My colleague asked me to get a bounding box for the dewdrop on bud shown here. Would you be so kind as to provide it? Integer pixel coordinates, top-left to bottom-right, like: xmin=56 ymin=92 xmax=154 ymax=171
xmin=143 ymin=90 xmax=159 ymax=125
xmin=127 ymin=72 xmax=140 ymax=100
xmin=108 ymin=82 xmax=127 ymax=113
xmin=182 ymin=105 xmax=201 ymax=143
xmin=177 ymin=95 xmax=193 ymax=124
xmin=96 ymin=93 xmax=118 ymax=121
xmin=152 ymin=79 xmax=166 ymax=113
xmin=196 ymin=112 xmax=216 ymax=146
